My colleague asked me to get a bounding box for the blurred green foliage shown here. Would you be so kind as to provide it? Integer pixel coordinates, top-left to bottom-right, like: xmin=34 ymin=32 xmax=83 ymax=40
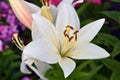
xmin=0 ymin=0 xmax=120 ymax=80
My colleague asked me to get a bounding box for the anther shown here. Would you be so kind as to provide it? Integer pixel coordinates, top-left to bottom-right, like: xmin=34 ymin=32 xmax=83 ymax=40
xmin=69 ymin=36 xmax=74 ymax=42
xmin=40 ymin=0 xmax=48 ymax=6
xmin=12 ymin=33 xmax=25 ymax=51
xmin=73 ymin=30 xmax=79 ymax=41
xmin=73 ymin=30 xmax=79 ymax=34
xmin=66 ymin=25 xmax=74 ymax=30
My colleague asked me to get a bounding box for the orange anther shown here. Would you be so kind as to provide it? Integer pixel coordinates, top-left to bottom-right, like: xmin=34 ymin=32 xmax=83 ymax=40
xmin=69 ymin=36 xmax=74 ymax=42
xmin=66 ymin=25 xmax=74 ymax=30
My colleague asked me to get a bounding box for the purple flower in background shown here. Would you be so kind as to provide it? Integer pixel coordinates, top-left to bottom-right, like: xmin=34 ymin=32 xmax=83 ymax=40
xmin=21 ymin=77 xmax=31 ymax=80
xmin=0 ymin=1 xmax=26 ymax=52
xmin=0 ymin=40 xmax=3 ymax=52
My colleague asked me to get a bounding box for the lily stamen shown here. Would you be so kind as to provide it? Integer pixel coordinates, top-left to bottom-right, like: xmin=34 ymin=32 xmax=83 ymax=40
xmin=12 ymin=33 xmax=25 ymax=51
xmin=63 ymin=25 xmax=79 ymax=42
xmin=69 ymin=36 xmax=74 ymax=42
xmin=73 ymin=30 xmax=79 ymax=41
xmin=40 ymin=0 xmax=48 ymax=6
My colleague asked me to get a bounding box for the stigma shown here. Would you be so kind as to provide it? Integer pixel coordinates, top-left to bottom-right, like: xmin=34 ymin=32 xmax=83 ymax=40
xmin=12 ymin=33 xmax=25 ymax=51
xmin=64 ymin=25 xmax=79 ymax=42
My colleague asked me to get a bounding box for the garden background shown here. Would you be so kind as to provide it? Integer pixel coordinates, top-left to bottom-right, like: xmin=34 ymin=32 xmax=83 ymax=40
xmin=0 ymin=0 xmax=120 ymax=80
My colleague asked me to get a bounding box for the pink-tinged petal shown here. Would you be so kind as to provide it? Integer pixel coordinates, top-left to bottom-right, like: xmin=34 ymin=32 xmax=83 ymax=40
xmin=9 ymin=0 xmax=32 ymax=29
xmin=23 ymin=39 xmax=61 ymax=64
xmin=59 ymin=57 xmax=76 ymax=78
xmin=78 ymin=19 xmax=105 ymax=43
xmin=68 ymin=43 xmax=110 ymax=59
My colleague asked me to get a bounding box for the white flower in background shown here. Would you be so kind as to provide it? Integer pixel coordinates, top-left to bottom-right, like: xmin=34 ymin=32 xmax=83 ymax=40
xmin=22 ymin=1 xmax=110 ymax=78
xmin=12 ymin=34 xmax=51 ymax=80
xmin=9 ymin=0 xmax=57 ymax=29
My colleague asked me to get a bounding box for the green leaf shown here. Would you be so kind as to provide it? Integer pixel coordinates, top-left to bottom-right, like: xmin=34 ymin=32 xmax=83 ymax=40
xmin=111 ymin=41 xmax=120 ymax=58
xmin=110 ymin=68 xmax=120 ymax=80
xmin=89 ymin=65 xmax=103 ymax=78
xmin=111 ymin=0 xmax=120 ymax=2
xmin=95 ymin=74 xmax=108 ymax=80
xmin=77 ymin=3 xmax=91 ymax=16
xmin=69 ymin=72 xmax=91 ymax=79
xmin=97 ymin=33 xmax=120 ymax=47
xmin=101 ymin=11 xmax=120 ymax=24
xmin=101 ymin=58 xmax=120 ymax=71
xmin=75 ymin=61 xmax=91 ymax=72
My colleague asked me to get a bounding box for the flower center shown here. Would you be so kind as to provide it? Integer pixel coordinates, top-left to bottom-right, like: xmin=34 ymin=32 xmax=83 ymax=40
xmin=12 ymin=33 xmax=24 ymax=51
xmin=63 ymin=25 xmax=79 ymax=42
xmin=60 ymin=25 xmax=79 ymax=57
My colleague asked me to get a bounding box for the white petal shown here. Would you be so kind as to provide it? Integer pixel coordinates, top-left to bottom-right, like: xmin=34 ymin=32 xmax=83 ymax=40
xmin=62 ymin=0 xmax=74 ymax=4
xmin=23 ymin=39 xmax=60 ymax=64
xmin=78 ymin=19 xmax=105 ymax=43
xmin=68 ymin=43 xmax=110 ymax=59
xmin=72 ymin=0 xmax=84 ymax=6
xmin=25 ymin=59 xmax=49 ymax=80
xmin=49 ymin=5 xmax=57 ymax=22
xmin=20 ymin=61 xmax=31 ymax=74
xmin=23 ymin=0 xmax=41 ymax=13
xmin=59 ymin=57 xmax=76 ymax=78
xmin=34 ymin=61 xmax=52 ymax=76
xmin=32 ymin=14 xmax=59 ymax=48
xmin=56 ymin=2 xmax=80 ymax=37
xmin=20 ymin=54 xmax=31 ymax=74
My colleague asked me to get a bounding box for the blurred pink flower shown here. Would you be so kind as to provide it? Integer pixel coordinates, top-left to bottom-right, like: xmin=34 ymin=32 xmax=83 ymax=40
xmin=0 ymin=40 xmax=3 ymax=52
xmin=48 ymin=0 xmax=102 ymax=6
xmin=85 ymin=0 xmax=102 ymax=5
xmin=21 ymin=77 xmax=31 ymax=80
xmin=48 ymin=0 xmax=61 ymax=6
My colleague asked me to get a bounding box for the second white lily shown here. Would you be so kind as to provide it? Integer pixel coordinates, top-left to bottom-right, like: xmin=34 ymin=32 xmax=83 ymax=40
xmin=23 ymin=1 xmax=110 ymax=78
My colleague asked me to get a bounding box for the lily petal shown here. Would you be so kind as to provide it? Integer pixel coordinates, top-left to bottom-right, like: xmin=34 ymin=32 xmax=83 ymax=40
xmin=20 ymin=61 xmax=31 ymax=74
xmin=9 ymin=0 xmax=32 ymax=29
xmin=62 ymin=0 xmax=74 ymax=4
xmin=23 ymin=0 xmax=41 ymax=13
xmin=25 ymin=59 xmax=49 ymax=80
xmin=32 ymin=14 xmax=59 ymax=47
xmin=20 ymin=54 xmax=31 ymax=74
xmin=68 ymin=43 xmax=110 ymax=59
xmin=23 ymin=39 xmax=60 ymax=64
xmin=59 ymin=57 xmax=76 ymax=78
xmin=49 ymin=5 xmax=57 ymax=22
xmin=56 ymin=2 xmax=80 ymax=37
xmin=78 ymin=19 xmax=105 ymax=43
xmin=72 ymin=0 xmax=84 ymax=6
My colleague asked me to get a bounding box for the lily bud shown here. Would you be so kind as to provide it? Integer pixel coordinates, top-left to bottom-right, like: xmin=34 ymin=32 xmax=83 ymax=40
xmin=9 ymin=0 xmax=32 ymax=29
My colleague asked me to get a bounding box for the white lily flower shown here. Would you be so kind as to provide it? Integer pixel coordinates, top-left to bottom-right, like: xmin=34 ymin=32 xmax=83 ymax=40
xmin=12 ymin=34 xmax=51 ymax=80
xmin=23 ymin=0 xmax=58 ymax=22
xmin=9 ymin=0 xmax=57 ymax=29
xmin=22 ymin=2 xmax=110 ymax=78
